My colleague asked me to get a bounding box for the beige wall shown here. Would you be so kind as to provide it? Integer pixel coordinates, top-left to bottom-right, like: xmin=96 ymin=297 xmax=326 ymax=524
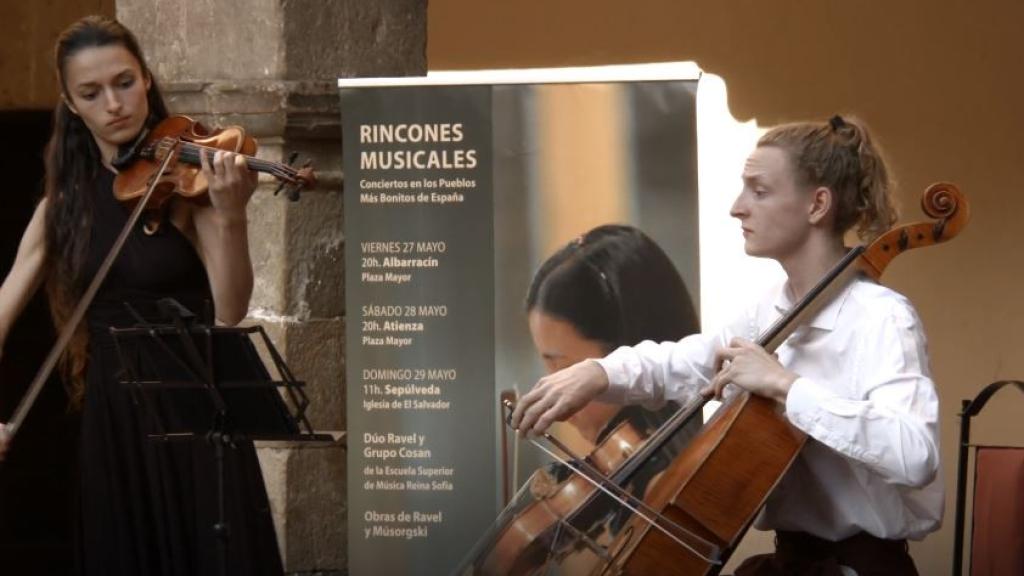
xmin=0 ymin=0 xmax=114 ymax=109
xmin=429 ymin=1 xmax=1024 ymax=572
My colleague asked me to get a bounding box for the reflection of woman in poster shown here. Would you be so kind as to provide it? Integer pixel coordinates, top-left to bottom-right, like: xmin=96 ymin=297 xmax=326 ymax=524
xmin=525 ymin=224 xmax=700 ymax=453
xmin=457 ymin=224 xmax=704 ymax=574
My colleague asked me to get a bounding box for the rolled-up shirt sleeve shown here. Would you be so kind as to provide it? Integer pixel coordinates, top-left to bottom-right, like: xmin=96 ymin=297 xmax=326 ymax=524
xmin=784 ymin=300 xmax=940 ymax=488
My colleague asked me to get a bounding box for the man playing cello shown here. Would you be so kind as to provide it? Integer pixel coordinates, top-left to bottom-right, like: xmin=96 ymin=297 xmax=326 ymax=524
xmin=512 ymin=116 xmax=943 ymax=575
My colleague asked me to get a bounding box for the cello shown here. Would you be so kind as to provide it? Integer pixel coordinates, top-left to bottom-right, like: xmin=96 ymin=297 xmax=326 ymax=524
xmin=462 ymin=181 xmax=969 ymax=574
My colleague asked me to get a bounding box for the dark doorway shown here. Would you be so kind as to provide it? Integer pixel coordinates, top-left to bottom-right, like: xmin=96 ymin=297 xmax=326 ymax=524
xmin=0 ymin=109 xmax=78 ymax=574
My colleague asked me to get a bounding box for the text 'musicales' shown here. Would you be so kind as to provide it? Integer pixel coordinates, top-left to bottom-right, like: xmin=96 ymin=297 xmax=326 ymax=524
xmin=359 ymin=123 xmax=478 ymax=171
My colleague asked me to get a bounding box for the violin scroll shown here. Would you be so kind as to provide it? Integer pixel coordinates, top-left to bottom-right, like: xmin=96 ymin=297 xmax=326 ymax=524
xmin=273 ymin=151 xmax=316 ymax=202
xmin=859 ymin=182 xmax=970 ymax=279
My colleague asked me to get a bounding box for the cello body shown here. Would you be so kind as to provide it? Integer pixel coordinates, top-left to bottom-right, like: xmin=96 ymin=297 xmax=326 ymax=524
xmin=459 ymin=392 xmax=803 ymax=576
xmin=608 ymin=394 xmax=804 ymax=575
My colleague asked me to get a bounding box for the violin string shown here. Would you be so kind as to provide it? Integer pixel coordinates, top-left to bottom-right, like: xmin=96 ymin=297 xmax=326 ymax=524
xmin=541 ymin=432 xmax=722 ymax=557
xmin=526 ymin=436 xmax=721 ymax=565
xmin=501 ymin=398 xmax=719 ymax=558
xmin=177 ymin=144 xmax=291 ymax=177
xmin=610 ymin=396 xmax=706 ymax=486
xmin=175 ymin=142 xmax=301 ymax=181
xmin=756 ymin=246 xmax=863 ymax=352
xmin=542 ymin=434 xmax=673 ymax=527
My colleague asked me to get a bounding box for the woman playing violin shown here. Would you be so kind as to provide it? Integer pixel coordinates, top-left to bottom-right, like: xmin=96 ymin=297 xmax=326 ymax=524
xmin=527 ymin=224 xmax=702 ymax=523
xmin=512 ymin=116 xmax=942 ymax=575
xmin=0 ymin=15 xmax=282 ymax=575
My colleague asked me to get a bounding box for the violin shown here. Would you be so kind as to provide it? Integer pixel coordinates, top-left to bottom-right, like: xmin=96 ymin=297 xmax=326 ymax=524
xmin=2 ymin=114 xmax=315 ymax=443
xmin=463 ymin=182 xmax=970 ymax=575
xmin=112 ymin=115 xmax=315 ymax=225
xmin=459 ymin=402 xmax=706 ymax=575
xmin=480 ymin=417 xmax=648 ymax=575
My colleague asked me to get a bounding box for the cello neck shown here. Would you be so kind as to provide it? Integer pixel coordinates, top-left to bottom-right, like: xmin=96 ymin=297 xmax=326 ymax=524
xmin=757 ymin=245 xmax=865 ymax=353
xmin=612 ymin=246 xmax=867 ymax=484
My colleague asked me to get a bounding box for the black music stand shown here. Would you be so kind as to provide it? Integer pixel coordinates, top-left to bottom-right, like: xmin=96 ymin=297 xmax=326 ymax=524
xmin=109 ymin=298 xmax=332 ymax=576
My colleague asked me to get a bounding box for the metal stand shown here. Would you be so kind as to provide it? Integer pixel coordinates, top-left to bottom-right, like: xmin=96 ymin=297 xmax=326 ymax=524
xmin=110 ymin=298 xmax=331 ymax=576
xmin=952 ymin=380 xmax=1024 ymax=576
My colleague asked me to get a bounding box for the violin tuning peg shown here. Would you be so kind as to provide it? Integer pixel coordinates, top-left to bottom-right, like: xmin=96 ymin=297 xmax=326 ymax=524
xmin=286 ymin=152 xmax=299 ymax=167
xmin=273 ymin=181 xmax=287 ymax=196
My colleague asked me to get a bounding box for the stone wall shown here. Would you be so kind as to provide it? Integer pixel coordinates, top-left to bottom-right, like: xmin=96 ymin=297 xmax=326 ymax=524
xmin=117 ymin=1 xmax=427 ymax=572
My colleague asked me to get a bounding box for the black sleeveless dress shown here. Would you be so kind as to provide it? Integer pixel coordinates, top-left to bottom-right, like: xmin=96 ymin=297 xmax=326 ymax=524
xmin=76 ymin=169 xmax=283 ymax=576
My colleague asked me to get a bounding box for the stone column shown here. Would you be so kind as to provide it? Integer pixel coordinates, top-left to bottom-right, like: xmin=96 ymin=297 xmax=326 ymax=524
xmin=117 ymin=2 xmax=427 ymax=573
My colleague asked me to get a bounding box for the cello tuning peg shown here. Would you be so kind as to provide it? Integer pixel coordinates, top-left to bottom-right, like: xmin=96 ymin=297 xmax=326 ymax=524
xmin=286 ymin=151 xmax=299 ymax=166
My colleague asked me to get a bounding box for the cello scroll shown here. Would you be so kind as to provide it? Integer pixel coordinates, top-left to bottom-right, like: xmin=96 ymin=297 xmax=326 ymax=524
xmin=859 ymin=182 xmax=970 ymax=279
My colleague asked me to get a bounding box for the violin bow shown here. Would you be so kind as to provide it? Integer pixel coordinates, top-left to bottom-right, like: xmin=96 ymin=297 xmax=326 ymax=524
xmin=502 ymin=399 xmax=723 ymax=565
xmin=3 ymin=145 xmax=180 ymax=442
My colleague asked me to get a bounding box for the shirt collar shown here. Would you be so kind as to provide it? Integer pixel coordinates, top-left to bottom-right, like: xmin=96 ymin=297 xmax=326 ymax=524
xmin=772 ymin=276 xmax=859 ymax=331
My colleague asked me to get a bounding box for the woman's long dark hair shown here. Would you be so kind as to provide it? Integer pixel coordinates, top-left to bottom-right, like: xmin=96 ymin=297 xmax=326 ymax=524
xmin=525 ymin=224 xmax=701 ymax=458
xmin=45 ymin=15 xmax=169 ymax=405
xmin=526 ymin=224 xmax=699 ymax=352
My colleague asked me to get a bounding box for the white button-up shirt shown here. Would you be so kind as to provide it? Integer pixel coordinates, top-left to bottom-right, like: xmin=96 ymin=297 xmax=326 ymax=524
xmin=595 ymin=276 xmax=944 ymax=541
